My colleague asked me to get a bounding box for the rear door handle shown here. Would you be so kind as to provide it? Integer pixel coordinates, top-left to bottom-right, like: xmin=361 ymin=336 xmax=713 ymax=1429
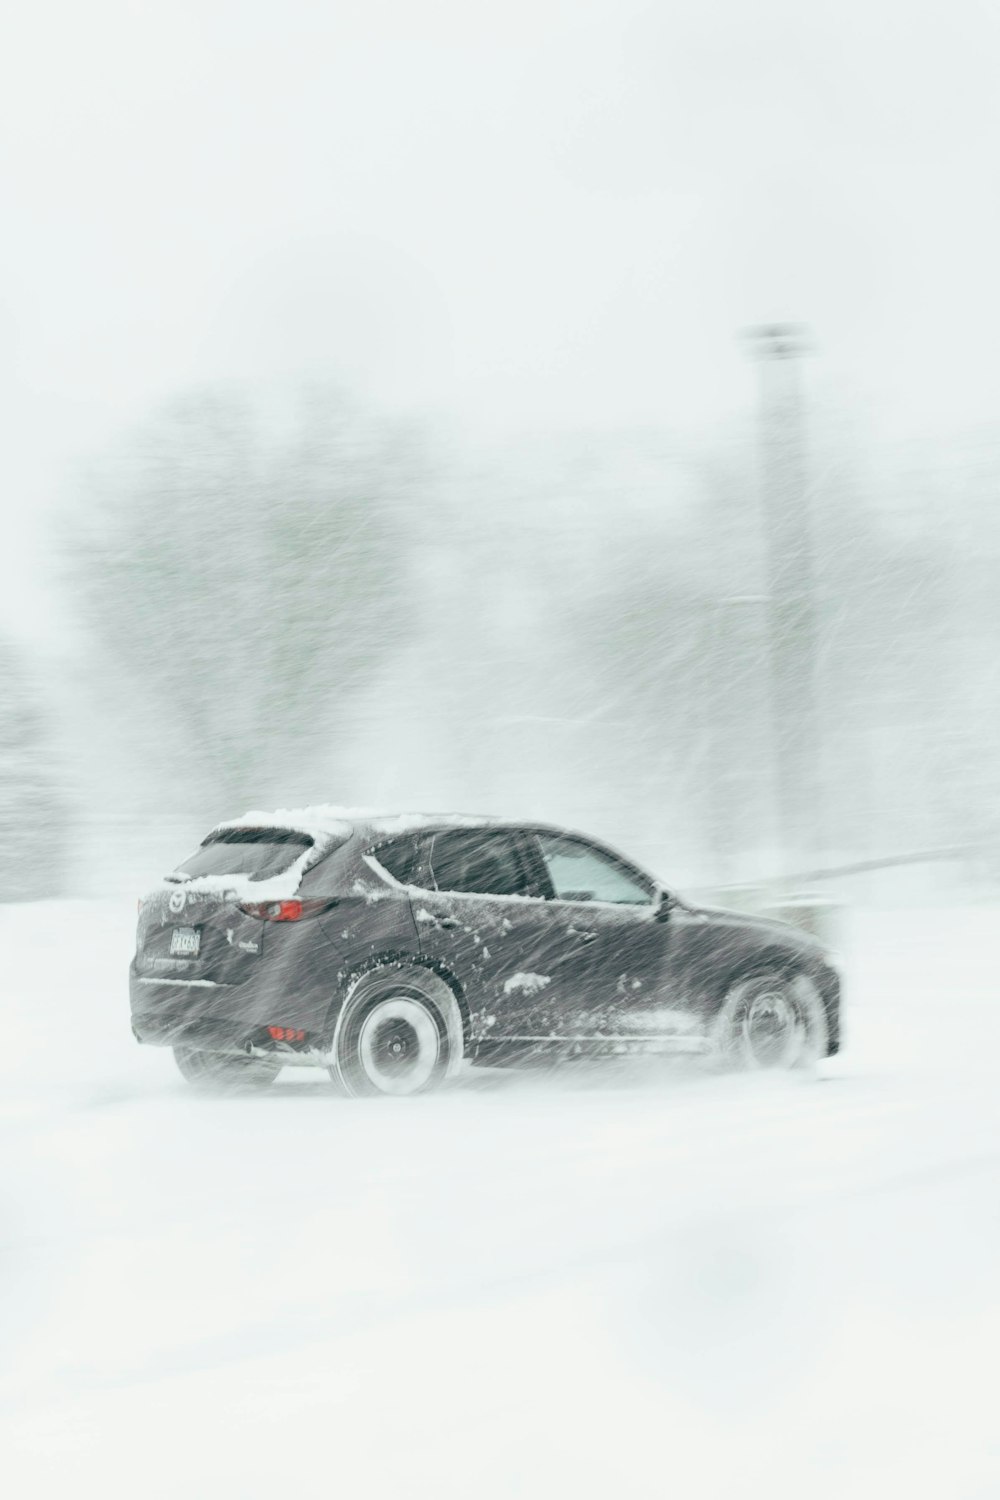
xmin=435 ymin=916 xmax=460 ymax=930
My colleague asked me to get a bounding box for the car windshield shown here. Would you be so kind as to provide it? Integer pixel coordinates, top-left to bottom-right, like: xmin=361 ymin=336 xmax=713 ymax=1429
xmin=173 ymin=828 xmax=315 ymax=882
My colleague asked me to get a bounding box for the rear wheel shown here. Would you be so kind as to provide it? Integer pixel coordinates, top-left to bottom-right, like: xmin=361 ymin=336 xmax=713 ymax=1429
xmin=331 ymin=967 xmax=460 ymax=1097
xmin=710 ymin=971 xmax=827 ymax=1071
xmin=173 ymin=1045 xmax=280 ymax=1092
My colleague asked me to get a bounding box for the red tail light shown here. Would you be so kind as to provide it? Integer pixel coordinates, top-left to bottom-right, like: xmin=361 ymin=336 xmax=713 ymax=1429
xmin=237 ymin=899 xmax=332 ymax=922
xmin=267 ymin=1025 xmax=306 ymax=1042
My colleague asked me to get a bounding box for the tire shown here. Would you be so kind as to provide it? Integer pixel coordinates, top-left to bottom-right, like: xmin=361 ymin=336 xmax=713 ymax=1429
xmin=173 ymin=1045 xmax=281 ymax=1093
xmin=330 ymin=965 xmax=461 ymax=1098
xmin=709 ymin=970 xmax=828 ymax=1072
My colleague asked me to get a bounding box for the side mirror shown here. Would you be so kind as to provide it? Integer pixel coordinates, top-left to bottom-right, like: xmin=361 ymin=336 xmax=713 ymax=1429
xmin=655 ymin=888 xmax=676 ymax=921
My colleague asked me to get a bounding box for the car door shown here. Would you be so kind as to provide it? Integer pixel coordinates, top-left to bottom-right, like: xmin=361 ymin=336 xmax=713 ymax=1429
xmin=400 ymin=826 xmax=568 ymax=1042
xmin=517 ymin=830 xmax=683 ymax=1041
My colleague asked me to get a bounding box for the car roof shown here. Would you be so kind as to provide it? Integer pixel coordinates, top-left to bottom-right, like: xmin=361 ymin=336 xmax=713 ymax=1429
xmin=210 ymin=806 xmax=627 ymax=857
xmin=357 ymin=815 xmax=574 ymax=846
xmin=212 ymin=805 xmax=587 ymax=845
xmin=356 ymin=811 xmax=503 ymax=840
xmin=212 ymin=805 xmax=507 ymax=843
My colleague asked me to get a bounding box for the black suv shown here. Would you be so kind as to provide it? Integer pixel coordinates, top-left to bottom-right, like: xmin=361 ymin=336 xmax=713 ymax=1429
xmin=130 ymin=808 xmax=841 ymax=1095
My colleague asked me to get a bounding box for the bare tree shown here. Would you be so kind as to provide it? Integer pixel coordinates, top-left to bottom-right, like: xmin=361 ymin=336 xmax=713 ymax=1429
xmin=66 ymin=384 xmax=424 ymax=813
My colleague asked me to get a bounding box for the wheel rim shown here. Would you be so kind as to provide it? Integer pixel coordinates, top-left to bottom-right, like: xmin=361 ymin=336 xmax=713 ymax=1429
xmin=358 ymin=998 xmax=441 ymax=1095
xmin=740 ymin=988 xmax=801 ymax=1067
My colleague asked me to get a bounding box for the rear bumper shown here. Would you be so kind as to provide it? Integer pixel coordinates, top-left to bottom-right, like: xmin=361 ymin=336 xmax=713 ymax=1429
xmin=129 ymin=965 xmax=330 ymax=1059
xmin=130 ymin=971 xmax=243 ymax=1047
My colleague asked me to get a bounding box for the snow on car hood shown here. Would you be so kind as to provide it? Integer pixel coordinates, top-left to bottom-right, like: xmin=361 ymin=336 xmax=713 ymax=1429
xmin=684 ymin=899 xmax=828 ymax=956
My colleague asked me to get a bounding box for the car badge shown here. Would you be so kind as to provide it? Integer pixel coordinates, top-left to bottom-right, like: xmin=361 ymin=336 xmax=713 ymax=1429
xmin=168 ymin=889 xmax=186 ymax=914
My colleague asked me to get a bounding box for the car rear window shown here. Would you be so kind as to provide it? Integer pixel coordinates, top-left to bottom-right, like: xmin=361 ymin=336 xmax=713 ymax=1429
xmin=174 ymin=828 xmax=315 ymax=882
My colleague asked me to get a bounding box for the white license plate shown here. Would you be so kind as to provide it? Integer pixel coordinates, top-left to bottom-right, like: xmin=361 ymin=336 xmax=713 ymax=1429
xmin=169 ymin=926 xmax=201 ymax=957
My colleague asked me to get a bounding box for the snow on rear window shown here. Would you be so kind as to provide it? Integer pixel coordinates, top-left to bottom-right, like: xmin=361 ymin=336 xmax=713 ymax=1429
xmin=175 ymin=828 xmax=314 ymax=883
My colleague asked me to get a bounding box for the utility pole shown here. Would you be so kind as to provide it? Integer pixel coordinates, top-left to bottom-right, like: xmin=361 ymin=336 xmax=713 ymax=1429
xmin=708 ymin=594 xmax=769 ymax=888
xmin=743 ymin=323 xmax=823 ymax=875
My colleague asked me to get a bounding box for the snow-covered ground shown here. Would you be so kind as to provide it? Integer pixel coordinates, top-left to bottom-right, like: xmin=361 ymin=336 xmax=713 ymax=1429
xmin=1 ymin=900 xmax=998 ymax=1498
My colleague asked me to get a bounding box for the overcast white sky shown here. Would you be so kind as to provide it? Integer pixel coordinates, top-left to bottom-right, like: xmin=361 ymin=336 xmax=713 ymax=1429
xmin=3 ymin=0 xmax=1000 ymax=639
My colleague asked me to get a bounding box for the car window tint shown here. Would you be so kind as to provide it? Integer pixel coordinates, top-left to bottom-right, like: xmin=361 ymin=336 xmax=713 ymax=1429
xmin=536 ymin=834 xmax=655 ymax=905
xmin=373 ymin=836 xmax=422 ymax=885
xmin=429 ymin=830 xmax=530 ymax=898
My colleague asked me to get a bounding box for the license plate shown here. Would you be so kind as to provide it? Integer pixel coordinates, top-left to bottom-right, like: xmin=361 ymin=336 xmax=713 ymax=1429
xmin=169 ymin=926 xmax=201 ymax=957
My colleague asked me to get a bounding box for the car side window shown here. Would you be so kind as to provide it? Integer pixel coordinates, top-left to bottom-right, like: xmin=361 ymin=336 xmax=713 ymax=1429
xmin=535 ymin=834 xmax=655 ymax=906
xmin=428 ymin=830 xmax=532 ymax=898
xmin=371 ymin=834 xmax=433 ymax=887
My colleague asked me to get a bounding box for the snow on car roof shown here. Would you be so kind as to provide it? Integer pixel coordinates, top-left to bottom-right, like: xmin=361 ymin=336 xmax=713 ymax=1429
xmin=150 ymin=809 xmax=504 ymax=906
xmin=212 ymin=806 xmax=356 ymax=843
xmin=212 ymin=805 xmax=501 ymax=844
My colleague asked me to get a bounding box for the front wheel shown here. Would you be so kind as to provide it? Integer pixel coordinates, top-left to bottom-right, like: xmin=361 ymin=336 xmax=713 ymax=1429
xmin=173 ymin=1045 xmax=281 ymax=1092
xmin=710 ymin=971 xmax=828 ymax=1071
